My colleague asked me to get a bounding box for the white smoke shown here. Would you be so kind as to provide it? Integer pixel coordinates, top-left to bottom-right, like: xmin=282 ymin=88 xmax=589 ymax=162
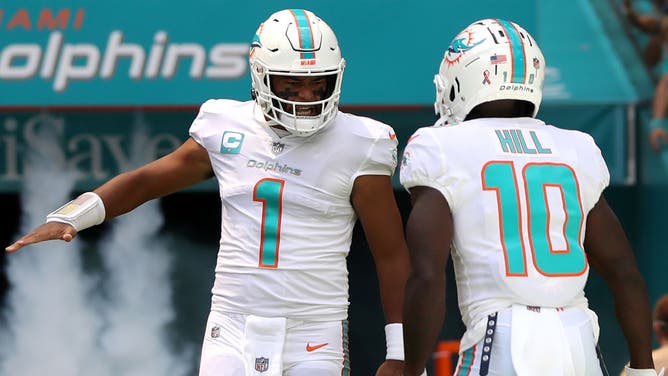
xmin=95 ymin=113 xmax=194 ymax=376
xmin=0 ymin=114 xmax=102 ymax=375
xmin=0 ymin=113 xmax=196 ymax=375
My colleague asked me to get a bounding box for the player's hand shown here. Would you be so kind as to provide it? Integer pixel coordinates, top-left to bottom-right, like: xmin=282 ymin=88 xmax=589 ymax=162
xmin=649 ymin=127 xmax=668 ymax=153
xmin=375 ymin=359 xmax=404 ymax=376
xmin=5 ymin=222 xmax=78 ymax=253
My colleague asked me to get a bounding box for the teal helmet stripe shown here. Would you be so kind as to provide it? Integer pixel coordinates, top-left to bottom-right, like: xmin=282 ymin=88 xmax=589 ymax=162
xmin=496 ymin=19 xmax=526 ymax=83
xmin=290 ymin=9 xmax=315 ymax=59
xmin=251 ymin=33 xmax=261 ymax=48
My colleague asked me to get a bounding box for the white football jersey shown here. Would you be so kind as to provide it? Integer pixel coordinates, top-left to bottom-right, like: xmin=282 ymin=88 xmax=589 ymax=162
xmin=189 ymin=99 xmax=398 ymax=321
xmin=400 ymin=117 xmax=609 ymax=330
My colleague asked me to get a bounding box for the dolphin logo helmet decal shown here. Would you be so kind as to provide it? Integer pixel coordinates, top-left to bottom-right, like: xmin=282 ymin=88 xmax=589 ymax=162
xmin=434 ymin=19 xmax=545 ymax=124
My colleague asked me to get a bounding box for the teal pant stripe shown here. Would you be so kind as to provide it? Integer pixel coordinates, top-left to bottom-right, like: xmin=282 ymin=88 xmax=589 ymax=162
xmin=457 ymin=345 xmax=476 ymax=376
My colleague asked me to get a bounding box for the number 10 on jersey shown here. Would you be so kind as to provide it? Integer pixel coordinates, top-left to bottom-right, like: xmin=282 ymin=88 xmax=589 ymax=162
xmin=482 ymin=161 xmax=588 ymax=277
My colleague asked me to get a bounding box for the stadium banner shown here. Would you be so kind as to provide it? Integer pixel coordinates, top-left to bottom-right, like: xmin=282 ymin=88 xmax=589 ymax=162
xmin=0 ymin=110 xmax=215 ymax=192
xmin=0 ymin=0 xmax=652 ymax=107
xmin=0 ymin=105 xmax=630 ymax=192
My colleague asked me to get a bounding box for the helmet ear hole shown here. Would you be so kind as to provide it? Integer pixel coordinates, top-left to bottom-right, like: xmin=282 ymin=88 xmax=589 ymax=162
xmin=449 ymin=86 xmax=456 ymax=102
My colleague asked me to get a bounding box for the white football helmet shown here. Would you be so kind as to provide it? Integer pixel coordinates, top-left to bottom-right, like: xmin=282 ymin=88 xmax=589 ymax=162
xmin=434 ymin=19 xmax=545 ymax=124
xmin=249 ymin=9 xmax=345 ymax=136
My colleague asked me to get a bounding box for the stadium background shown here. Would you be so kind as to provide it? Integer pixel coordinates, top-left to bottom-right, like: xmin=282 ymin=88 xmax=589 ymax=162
xmin=0 ymin=0 xmax=666 ymax=374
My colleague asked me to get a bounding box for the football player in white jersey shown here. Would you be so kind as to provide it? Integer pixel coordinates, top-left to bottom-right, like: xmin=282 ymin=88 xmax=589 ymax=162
xmin=400 ymin=19 xmax=661 ymax=376
xmin=5 ymin=9 xmax=410 ymax=376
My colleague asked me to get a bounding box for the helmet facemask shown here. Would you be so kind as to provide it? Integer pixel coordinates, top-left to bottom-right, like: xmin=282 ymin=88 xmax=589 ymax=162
xmin=433 ymin=73 xmax=454 ymax=123
xmin=251 ymin=60 xmax=344 ymax=136
xmin=249 ymin=9 xmax=345 ymax=137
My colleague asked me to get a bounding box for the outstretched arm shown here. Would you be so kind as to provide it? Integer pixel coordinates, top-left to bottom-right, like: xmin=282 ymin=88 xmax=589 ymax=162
xmin=402 ymin=186 xmax=453 ymax=376
xmin=94 ymin=138 xmax=213 ymax=218
xmin=584 ymin=196 xmax=655 ymax=370
xmin=351 ymin=174 xmax=411 ymax=375
xmin=6 ymin=138 xmax=213 ymax=252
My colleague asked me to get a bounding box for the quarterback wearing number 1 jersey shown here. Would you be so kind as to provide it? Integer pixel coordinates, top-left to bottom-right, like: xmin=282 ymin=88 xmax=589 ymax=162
xmin=190 ymin=99 xmax=397 ymax=320
xmin=189 ymin=9 xmax=409 ymax=376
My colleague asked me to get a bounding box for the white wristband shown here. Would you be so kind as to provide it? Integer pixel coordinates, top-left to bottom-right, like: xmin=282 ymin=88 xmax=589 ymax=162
xmin=46 ymin=192 xmax=106 ymax=231
xmin=625 ymin=366 xmax=662 ymax=376
xmin=385 ymin=323 xmax=404 ymax=361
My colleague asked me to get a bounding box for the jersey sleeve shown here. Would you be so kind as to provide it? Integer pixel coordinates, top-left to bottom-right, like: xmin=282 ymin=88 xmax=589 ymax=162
xmin=354 ymin=127 xmax=399 ymax=178
xmin=188 ymin=99 xmax=219 ymax=149
xmin=399 ymin=128 xmax=455 ymax=206
xmin=581 ymin=133 xmax=610 ymax=209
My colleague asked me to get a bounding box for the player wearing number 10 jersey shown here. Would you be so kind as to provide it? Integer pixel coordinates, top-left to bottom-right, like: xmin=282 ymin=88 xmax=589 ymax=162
xmin=400 ymin=19 xmax=658 ymax=376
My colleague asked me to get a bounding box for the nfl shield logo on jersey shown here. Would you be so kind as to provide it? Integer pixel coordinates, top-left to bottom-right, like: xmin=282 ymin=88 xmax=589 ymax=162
xmin=210 ymin=325 xmax=220 ymax=338
xmin=272 ymin=142 xmax=285 ymax=154
xmin=255 ymin=357 xmax=269 ymax=373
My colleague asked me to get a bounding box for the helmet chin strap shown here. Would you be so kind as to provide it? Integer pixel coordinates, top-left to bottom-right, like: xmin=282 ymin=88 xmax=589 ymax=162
xmin=268 ymin=124 xmax=292 ymax=138
xmin=277 ymin=113 xmax=321 ymax=137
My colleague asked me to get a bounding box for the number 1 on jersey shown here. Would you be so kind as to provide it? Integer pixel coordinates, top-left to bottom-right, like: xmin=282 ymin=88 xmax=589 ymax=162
xmin=253 ymin=178 xmax=285 ymax=268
